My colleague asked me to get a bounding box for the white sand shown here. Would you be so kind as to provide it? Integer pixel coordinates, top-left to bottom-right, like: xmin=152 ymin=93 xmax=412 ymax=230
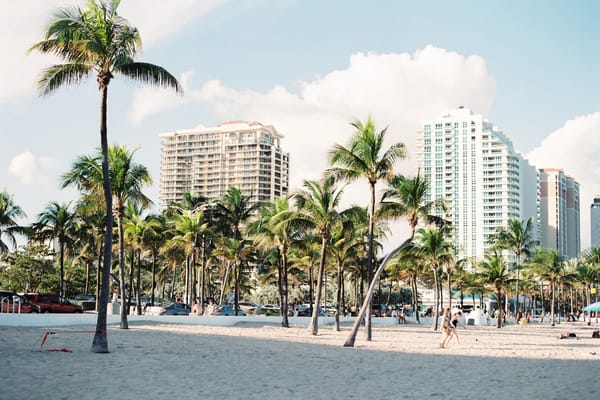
xmin=1 ymin=317 xmax=599 ymax=400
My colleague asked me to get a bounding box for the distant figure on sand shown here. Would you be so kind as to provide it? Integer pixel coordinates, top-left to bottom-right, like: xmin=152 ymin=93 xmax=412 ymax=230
xmin=192 ymin=300 xmax=201 ymax=316
xmin=439 ymin=307 xmax=453 ymax=348
xmin=204 ymin=298 xmax=216 ymax=316
xmin=445 ymin=311 xmax=466 ymax=346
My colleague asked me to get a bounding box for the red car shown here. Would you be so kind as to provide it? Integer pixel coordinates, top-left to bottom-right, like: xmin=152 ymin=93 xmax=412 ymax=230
xmin=24 ymin=293 xmax=83 ymax=313
xmin=0 ymin=290 xmax=41 ymax=313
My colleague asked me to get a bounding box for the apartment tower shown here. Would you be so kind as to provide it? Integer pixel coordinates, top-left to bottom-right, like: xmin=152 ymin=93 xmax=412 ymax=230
xmin=591 ymin=197 xmax=600 ymax=248
xmin=539 ymin=169 xmax=580 ymax=258
xmin=416 ymin=107 xmax=540 ymax=262
xmin=159 ymin=121 xmax=289 ymax=208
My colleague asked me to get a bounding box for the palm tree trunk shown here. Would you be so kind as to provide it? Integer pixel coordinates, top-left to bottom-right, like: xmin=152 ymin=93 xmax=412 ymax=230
xmin=308 ymin=237 xmax=327 ymax=335
xmin=136 ymin=250 xmax=142 ymax=315
xmin=92 ymin=84 xmax=112 ymax=353
xmin=344 ymin=237 xmax=411 ymax=347
xmin=59 ymin=242 xmax=65 ymax=297
xmin=496 ymin=290 xmax=503 ymax=328
xmin=432 ymin=268 xmax=440 ymax=331
xmin=281 ymin=248 xmax=290 ymax=327
xmin=335 ymin=263 xmax=342 ymax=331
xmin=151 ymin=251 xmax=157 ymax=307
xmin=365 ymin=182 xmax=376 ymax=341
xmin=117 ymin=213 xmax=129 ymax=329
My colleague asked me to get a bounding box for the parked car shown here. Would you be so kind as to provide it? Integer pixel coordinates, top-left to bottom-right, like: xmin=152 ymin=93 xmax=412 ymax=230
xmin=238 ymin=301 xmax=261 ymax=315
xmin=295 ymin=304 xmax=325 ymax=317
xmin=72 ymin=294 xmax=96 ymax=311
xmin=144 ymin=302 xmax=191 ymax=316
xmin=211 ymin=304 xmax=246 ymax=316
xmin=371 ymin=304 xmax=389 ymax=317
xmin=23 ymin=293 xmax=83 ymax=313
xmin=261 ymin=304 xmax=281 ymax=316
xmin=0 ymin=290 xmax=40 ymax=313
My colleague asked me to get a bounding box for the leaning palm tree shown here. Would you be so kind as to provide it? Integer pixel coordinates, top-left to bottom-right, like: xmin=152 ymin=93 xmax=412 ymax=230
xmin=292 ymin=176 xmax=344 ymax=336
xmin=343 ymin=173 xmax=447 ymax=346
xmin=31 ymin=0 xmax=182 ymax=353
xmin=328 ymin=117 xmax=406 ymax=341
xmin=63 ymin=145 xmax=152 ymax=330
xmin=33 ymin=201 xmax=78 ymax=297
xmin=489 ymin=217 xmax=537 ymax=314
xmin=0 ymin=189 xmax=27 ymax=256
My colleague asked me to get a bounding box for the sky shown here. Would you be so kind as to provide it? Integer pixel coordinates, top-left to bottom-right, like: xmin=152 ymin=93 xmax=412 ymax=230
xmin=2 ymin=0 xmax=600 ymax=250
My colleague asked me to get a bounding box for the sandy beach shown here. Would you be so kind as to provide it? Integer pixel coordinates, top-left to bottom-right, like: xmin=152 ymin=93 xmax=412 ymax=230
xmin=1 ymin=316 xmax=599 ymax=400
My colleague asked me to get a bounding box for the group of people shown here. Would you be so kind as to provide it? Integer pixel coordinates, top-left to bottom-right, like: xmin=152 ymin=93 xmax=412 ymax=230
xmin=191 ymin=298 xmax=216 ymax=316
xmin=439 ymin=307 xmax=466 ymax=348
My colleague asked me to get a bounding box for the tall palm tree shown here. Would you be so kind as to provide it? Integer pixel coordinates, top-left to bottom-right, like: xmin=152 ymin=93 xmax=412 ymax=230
xmin=378 ymin=172 xmax=448 ymax=237
xmin=33 ymin=201 xmax=78 ymax=296
xmin=0 ymin=189 xmax=27 ymax=255
xmin=477 ymin=252 xmax=514 ymax=328
xmin=31 ymin=0 xmax=182 ymax=353
xmin=214 ymin=187 xmax=260 ymax=240
xmin=247 ymin=197 xmax=297 ymax=327
xmin=343 ymin=173 xmax=446 ymax=346
xmin=124 ymin=207 xmax=160 ymax=314
xmin=168 ymin=208 xmax=208 ymax=305
xmin=63 ymin=145 xmax=152 ymax=330
xmin=213 ymin=237 xmax=255 ymax=315
xmin=292 ymin=176 xmax=344 ymax=335
xmin=328 ymin=117 xmax=406 ymax=341
xmin=528 ymin=248 xmax=565 ymax=326
xmin=489 ymin=217 xmax=537 ymax=313
xmin=413 ymin=227 xmax=454 ymax=330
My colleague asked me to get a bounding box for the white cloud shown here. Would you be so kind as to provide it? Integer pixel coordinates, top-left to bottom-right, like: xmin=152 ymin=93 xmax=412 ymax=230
xmin=526 ymin=113 xmax=600 ymax=249
xmin=131 ymin=46 xmax=496 ymax=190
xmin=129 ymin=46 xmax=496 ymax=245
xmin=8 ymin=151 xmax=57 ymax=187
xmin=0 ymin=1 xmax=223 ymax=103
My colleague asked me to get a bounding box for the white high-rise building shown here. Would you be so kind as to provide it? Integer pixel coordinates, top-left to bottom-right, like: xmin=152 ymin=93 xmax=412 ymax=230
xmin=159 ymin=120 xmax=289 ymax=209
xmin=416 ymin=107 xmax=540 ymax=262
xmin=591 ymin=197 xmax=600 ymax=248
xmin=539 ymin=169 xmax=580 ymax=258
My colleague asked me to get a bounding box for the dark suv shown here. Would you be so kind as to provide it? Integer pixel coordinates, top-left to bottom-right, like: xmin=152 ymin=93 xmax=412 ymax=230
xmin=0 ymin=290 xmax=41 ymax=313
xmin=24 ymin=293 xmax=83 ymax=313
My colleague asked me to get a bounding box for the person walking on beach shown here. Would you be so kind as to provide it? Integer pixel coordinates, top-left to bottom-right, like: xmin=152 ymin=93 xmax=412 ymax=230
xmin=439 ymin=307 xmax=453 ymax=348
xmin=446 ymin=311 xmax=466 ymax=346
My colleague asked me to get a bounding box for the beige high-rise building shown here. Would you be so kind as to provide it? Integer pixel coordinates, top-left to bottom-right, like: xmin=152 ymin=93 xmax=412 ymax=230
xmin=159 ymin=120 xmax=289 ymax=209
xmin=539 ymin=168 xmax=580 ymax=259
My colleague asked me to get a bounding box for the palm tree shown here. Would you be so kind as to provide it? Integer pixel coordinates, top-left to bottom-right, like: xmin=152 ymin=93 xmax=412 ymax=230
xmin=378 ymin=172 xmax=448 ymax=236
xmin=213 ymin=187 xmax=260 ymax=240
xmin=413 ymin=227 xmax=454 ymax=330
xmin=213 ymin=237 xmax=255 ymax=315
xmin=63 ymin=145 xmax=152 ymax=330
xmin=528 ymin=248 xmax=565 ymax=326
xmin=0 ymin=189 xmax=27 ymax=255
xmin=477 ymin=252 xmax=514 ymax=328
xmin=31 ymin=0 xmax=182 ymax=353
xmin=328 ymin=117 xmax=406 ymax=341
xmin=247 ymin=197 xmax=297 ymax=327
xmin=33 ymin=201 xmax=78 ymax=296
xmin=328 ymin=216 xmax=363 ymax=330
xmin=489 ymin=217 xmax=537 ymax=314
xmin=386 ymin=246 xmax=423 ymax=324
xmin=343 ymin=173 xmax=446 ymax=347
xmin=292 ymin=176 xmax=344 ymax=335
xmin=124 ymin=207 xmax=160 ymax=314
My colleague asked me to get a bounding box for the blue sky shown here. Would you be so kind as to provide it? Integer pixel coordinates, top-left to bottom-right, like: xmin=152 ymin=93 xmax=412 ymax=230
xmin=2 ymin=0 xmax=600 ymax=249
